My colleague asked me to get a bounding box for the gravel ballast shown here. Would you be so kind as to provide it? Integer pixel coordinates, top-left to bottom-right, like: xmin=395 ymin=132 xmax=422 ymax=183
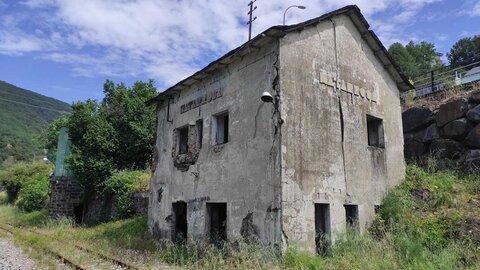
xmin=0 ymin=237 xmax=35 ymax=270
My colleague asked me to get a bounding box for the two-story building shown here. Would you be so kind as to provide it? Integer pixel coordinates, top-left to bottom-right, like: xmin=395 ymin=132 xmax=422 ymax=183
xmin=148 ymin=5 xmax=410 ymax=253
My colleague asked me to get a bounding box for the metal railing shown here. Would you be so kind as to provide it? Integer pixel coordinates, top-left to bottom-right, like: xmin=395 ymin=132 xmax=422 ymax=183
xmin=401 ymin=57 xmax=480 ymax=100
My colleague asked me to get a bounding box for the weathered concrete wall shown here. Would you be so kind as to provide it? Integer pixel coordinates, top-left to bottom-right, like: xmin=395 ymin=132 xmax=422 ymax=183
xmin=149 ymin=42 xmax=283 ymax=246
xmin=279 ymin=14 xmax=405 ymax=252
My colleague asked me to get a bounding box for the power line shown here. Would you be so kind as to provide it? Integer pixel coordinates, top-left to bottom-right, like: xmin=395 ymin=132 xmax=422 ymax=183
xmin=0 ymin=97 xmax=71 ymax=114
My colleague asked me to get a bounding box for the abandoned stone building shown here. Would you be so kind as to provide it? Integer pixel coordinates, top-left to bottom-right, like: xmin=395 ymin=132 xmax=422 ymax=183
xmin=148 ymin=5 xmax=410 ymax=253
xmin=48 ymin=127 xmax=83 ymax=223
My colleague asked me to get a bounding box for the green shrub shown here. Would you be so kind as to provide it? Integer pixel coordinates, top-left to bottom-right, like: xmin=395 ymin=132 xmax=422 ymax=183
xmin=0 ymin=191 xmax=7 ymax=205
xmin=0 ymin=162 xmax=53 ymax=203
xmin=16 ymin=174 xmax=51 ymax=212
xmin=104 ymin=170 xmax=150 ymax=220
xmin=284 ymin=247 xmax=324 ymax=270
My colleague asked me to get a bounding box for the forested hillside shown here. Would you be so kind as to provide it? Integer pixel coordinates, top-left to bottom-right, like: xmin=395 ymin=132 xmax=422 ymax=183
xmin=0 ymin=81 xmax=71 ymax=165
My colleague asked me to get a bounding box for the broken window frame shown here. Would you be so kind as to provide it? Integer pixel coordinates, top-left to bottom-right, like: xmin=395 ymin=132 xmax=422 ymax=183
xmin=177 ymin=125 xmax=189 ymax=154
xmin=212 ymin=112 xmax=229 ymax=145
xmin=366 ymin=114 xmax=385 ymax=148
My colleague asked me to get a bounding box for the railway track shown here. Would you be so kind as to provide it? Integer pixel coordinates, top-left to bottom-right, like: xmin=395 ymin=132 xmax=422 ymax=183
xmin=0 ymin=223 xmax=143 ymax=270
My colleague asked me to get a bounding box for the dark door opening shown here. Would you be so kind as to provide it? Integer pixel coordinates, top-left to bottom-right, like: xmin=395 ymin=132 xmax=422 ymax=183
xmin=345 ymin=204 xmax=359 ymax=232
xmin=315 ymin=203 xmax=330 ymax=255
xmin=172 ymin=201 xmax=188 ymax=243
xmin=207 ymin=202 xmax=227 ymax=247
xmin=73 ymin=204 xmax=84 ymax=224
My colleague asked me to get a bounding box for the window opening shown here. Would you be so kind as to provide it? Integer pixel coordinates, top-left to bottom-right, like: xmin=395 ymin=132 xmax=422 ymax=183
xmin=345 ymin=204 xmax=359 ymax=231
xmin=214 ymin=113 xmax=229 ymax=145
xmin=177 ymin=126 xmax=189 ymax=154
xmin=367 ymin=115 xmax=384 ymax=148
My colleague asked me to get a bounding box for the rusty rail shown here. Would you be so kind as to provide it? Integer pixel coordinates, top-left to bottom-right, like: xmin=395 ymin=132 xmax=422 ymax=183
xmin=0 ymin=223 xmax=143 ymax=270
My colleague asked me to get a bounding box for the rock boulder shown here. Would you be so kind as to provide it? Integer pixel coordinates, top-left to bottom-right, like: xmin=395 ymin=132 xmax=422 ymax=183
xmin=468 ymin=90 xmax=480 ymax=104
xmin=422 ymin=124 xmax=440 ymax=143
xmin=466 ymin=124 xmax=480 ymax=148
xmin=404 ymin=139 xmax=425 ymax=159
xmin=466 ymin=105 xmax=480 ymax=123
xmin=440 ymin=118 xmax=473 ymax=139
xmin=436 ymin=98 xmax=468 ymax=127
xmin=402 ymin=107 xmax=434 ymax=132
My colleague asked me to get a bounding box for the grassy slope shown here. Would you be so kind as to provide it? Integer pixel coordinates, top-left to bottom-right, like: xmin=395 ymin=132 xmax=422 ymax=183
xmin=0 ymin=165 xmax=478 ymax=269
xmin=0 ymin=81 xmax=72 ymax=164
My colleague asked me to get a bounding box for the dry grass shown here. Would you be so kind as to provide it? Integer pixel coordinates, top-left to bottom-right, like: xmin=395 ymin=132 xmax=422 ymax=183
xmin=0 ymin=165 xmax=478 ymax=269
xmin=402 ymin=81 xmax=480 ymax=111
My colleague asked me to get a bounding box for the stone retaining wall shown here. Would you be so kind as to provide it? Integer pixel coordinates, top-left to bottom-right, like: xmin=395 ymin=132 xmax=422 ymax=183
xmin=403 ymin=90 xmax=480 ymax=173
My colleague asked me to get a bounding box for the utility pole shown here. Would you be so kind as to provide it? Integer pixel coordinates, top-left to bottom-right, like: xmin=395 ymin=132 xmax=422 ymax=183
xmin=247 ymin=0 xmax=257 ymax=41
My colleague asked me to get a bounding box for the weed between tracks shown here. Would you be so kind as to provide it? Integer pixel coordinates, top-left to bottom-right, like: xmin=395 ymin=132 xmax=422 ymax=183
xmin=0 ymin=165 xmax=479 ymax=269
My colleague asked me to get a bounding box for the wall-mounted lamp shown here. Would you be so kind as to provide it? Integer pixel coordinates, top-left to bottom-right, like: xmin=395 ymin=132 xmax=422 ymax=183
xmin=261 ymin=91 xmax=274 ymax=103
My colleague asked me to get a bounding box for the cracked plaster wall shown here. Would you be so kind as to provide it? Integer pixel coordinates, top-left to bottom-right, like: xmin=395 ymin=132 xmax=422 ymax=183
xmin=279 ymin=15 xmax=405 ymax=252
xmin=149 ymin=42 xmax=283 ymax=246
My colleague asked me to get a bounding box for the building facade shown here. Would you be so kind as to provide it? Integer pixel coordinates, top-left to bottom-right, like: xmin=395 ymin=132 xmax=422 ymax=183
xmin=148 ymin=5 xmax=409 ymax=253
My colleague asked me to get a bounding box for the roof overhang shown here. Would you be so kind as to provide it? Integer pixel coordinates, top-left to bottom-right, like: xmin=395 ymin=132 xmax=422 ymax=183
xmin=148 ymin=5 xmax=412 ymax=105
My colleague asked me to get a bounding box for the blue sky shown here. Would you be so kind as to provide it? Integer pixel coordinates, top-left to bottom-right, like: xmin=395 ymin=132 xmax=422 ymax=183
xmin=0 ymin=0 xmax=479 ymax=104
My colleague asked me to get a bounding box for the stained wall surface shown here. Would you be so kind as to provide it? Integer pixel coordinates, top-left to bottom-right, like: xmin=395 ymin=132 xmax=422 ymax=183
xmin=149 ymin=42 xmax=283 ymax=246
xmin=278 ymin=14 xmax=405 ymax=252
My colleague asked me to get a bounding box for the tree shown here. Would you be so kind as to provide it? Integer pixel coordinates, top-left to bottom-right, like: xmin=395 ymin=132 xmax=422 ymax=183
xmin=43 ymin=80 xmax=157 ymax=192
xmin=448 ymin=35 xmax=480 ymax=67
xmin=38 ymin=116 xmax=70 ymax=162
xmin=388 ymin=43 xmax=417 ymax=79
xmin=388 ymin=41 xmax=443 ymax=80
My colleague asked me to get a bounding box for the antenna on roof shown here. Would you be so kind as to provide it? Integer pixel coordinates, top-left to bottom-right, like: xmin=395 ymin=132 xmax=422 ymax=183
xmin=247 ymin=0 xmax=257 ymax=41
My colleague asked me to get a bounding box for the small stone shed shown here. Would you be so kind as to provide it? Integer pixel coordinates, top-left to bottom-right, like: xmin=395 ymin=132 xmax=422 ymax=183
xmin=48 ymin=127 xmax=83 ymax=222
xmin=148 ymin=5 xmax=409 ymax=253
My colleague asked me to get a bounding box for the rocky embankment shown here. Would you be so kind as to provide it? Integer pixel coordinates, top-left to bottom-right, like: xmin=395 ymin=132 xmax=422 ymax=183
xmin=403 ymin=90 xmax=480 ymax=172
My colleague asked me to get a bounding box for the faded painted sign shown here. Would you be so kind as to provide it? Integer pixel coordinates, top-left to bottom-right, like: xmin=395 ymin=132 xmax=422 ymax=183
xmin=180 ymin=88 xmax=224 ymax=114
xmin=319 ymin=69 xmax=378 ymax=102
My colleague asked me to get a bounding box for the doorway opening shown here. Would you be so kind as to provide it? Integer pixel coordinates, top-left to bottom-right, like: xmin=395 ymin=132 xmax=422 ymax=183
xmin=314 ymin=203 xmax=330 ymax=255
xmin=172 ymin=201 xmax=188 ymax=243
xmin=207 ymin=202 xmax=227 ymax=247
xmin=73 ymin=204 xmax=84 ymax=224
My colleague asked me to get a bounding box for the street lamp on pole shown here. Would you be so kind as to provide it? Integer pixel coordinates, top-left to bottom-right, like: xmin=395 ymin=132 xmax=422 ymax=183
xmin=283 ymin=5 xmax=306 ymax=25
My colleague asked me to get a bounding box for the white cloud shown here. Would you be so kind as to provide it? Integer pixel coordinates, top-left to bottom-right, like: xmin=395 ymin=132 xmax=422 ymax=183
xmin=468 ymin=2 xmax=480 ymax=16
xmin=3 ymin=0 xmax=443 ymax=88
xmin=436 ymin=34 xmax=448 ymax=41
xmin=0 ymin=31 xmax=46 ymax=55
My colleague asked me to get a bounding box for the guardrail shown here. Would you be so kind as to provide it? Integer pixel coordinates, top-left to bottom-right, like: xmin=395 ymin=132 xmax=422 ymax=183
xmin=401 ymin=58 xmax=480 ymax=101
